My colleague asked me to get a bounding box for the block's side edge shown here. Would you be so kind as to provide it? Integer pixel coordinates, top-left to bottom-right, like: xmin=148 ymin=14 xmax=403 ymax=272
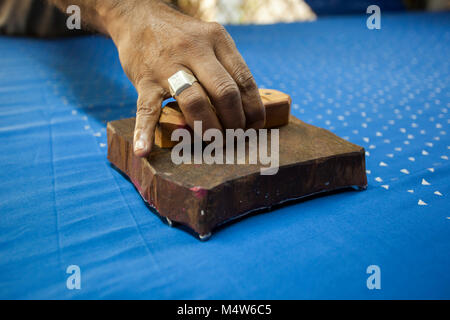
xmin=203 ymin=149 xmax=367 ymax=233
xmin=107 ymin=122 xmax=126 ymax=172
xmin=107 ymin=122 xmax=208 ymax=235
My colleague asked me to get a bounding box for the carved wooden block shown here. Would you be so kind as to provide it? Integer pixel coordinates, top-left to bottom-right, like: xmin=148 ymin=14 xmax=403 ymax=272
xmin=107 ymin=112 xmax=367 ymax=240
xmin=259 ymin=88 xmax=291 ymax=128
xmin=154 ymin=102 xmax=190 ymax=149
xmin=154 ymin=89 xmax=291 ymax=148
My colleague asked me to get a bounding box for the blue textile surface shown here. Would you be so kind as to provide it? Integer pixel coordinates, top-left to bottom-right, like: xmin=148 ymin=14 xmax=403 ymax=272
xmin=0 ymin=12 xmax=449 ymax=299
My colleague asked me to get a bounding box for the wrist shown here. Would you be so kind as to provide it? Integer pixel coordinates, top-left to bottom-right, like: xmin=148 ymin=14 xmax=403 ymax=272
xmin=98 ymin=1 xmax=168 ymax=43
xmin=95 ymin=1 xmax=126 ymax=37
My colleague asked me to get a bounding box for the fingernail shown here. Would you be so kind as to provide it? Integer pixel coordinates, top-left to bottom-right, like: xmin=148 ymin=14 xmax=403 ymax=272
xmin=134 ymin=139 xmax=146 ymax=152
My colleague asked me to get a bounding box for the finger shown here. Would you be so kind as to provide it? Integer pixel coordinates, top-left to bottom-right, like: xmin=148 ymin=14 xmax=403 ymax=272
xmin=165 ymin=67 xmax=223 ymax=134
xmin=212 ymin=24 xmax=265 ymax=129
xmin=186 ymin=52 xmax=246 ymax=129
xmin=133 ymin=81 xmax=164 ymax=157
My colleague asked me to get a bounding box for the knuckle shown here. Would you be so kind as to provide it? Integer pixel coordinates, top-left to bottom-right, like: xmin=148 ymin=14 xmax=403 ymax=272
xmin=235 ymin=70 xmax=257 ymax=93
xmin=136 ymin=98 xmax=160 ymax=118
xmin=182 ymin=91 xmax=206 ymax=113
xmin=214 ymin=80 xmax=240 ymax=102
xmin=136 ymin=105 xmax=160 ymax=118
xmin=208 ymin=22 xmax=227 ymax=37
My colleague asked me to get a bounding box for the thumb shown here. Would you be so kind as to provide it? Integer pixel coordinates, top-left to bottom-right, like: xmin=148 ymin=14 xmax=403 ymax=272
xmin=133 ymin=84 xmax=164 ymax=157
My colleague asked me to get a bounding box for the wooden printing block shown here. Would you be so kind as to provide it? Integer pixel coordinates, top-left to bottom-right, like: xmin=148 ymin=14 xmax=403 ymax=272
xmin=259 ymin=88 xmax=291 ymax=128
xmin=154 ymin=101 xmax=191 ymax=148
xmin=154 ymin=88 xmax=291 ymax=148
xmin=107 ymin=94 xmax=367 ymax=239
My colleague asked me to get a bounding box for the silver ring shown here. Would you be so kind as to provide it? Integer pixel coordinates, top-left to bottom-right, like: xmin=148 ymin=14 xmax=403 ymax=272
xmin=168 ymin=70 xmax=198 ymax=97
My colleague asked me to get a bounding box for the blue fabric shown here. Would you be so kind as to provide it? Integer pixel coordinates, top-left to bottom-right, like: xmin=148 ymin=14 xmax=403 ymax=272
xmin=0 ymin=12 xmax=449 ymax=299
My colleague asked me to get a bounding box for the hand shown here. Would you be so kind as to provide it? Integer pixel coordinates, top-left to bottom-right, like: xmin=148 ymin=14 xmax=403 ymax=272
xmin=104 ymin=1 xmax=265 ymax=157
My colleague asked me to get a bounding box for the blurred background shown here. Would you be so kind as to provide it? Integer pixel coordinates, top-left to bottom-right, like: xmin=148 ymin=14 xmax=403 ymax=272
xmin=0 ymin=0 xmax=449 ymax=37
xmin=172 ymin=0 xmax=450 ymax=24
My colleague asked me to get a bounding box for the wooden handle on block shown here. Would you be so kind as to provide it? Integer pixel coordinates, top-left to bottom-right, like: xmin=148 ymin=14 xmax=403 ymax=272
xmin=154 ymin=89 xmax=291 ymax=148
